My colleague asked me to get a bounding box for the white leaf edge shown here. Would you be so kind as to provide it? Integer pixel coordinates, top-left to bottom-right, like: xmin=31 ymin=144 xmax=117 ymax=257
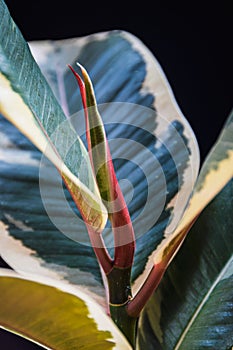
xmin=0 ymin=267 xmax=132 ymax=350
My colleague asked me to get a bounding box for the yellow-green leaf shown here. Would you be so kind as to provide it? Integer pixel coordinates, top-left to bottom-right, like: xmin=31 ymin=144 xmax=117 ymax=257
xmin=0 ymin=269 xmax=131 ymax=350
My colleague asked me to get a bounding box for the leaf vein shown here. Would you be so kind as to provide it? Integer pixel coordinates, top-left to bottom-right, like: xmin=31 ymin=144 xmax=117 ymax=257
xmin=174 ymin=255 xmax=233 ymax=349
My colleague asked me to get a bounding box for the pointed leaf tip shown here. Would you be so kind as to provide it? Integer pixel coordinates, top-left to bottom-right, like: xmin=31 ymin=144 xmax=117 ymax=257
xmin=67 ymin=64 xmax=87 ymax=109
xmin=76 ymin=62 xmax=97 ymax=107
xmin=68 ymin=63 xmax=92 ymax=162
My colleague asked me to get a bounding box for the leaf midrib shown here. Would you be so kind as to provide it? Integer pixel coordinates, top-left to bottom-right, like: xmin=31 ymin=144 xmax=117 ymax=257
xmin=174 ymin=254 xmax=233 ymax=349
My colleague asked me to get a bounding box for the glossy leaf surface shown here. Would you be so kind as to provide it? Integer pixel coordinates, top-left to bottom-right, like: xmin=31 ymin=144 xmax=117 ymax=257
xmin=153 ymin=109 xmax=233 ymax=268
xmin=0 ymin=0 xmax=199 ymax=306
xmin=138 ymin=179 xmax=233 ymax=349
xmin=0 ymin=0 xmax=107 ymax=232
xmin=0 ymin=269 xmax=131 ymax=349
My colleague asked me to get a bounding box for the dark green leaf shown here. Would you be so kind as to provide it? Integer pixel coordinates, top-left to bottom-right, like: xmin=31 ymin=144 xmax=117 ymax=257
xmin=138 ymin=179 xmax=233 ymax=349
xmin=0 ymin=3 xmax=199 ymax=305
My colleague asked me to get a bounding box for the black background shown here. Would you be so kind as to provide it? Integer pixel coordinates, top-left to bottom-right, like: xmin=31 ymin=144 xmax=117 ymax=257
xmin=0 ymin=0 xmax=232 ymax=348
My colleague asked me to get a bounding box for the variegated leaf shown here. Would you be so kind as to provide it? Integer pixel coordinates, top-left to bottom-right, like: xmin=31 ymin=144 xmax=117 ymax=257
xmin=0 ymin=0 xmax=199 ymax=307
xmin=0 ymin=268 xmax=131 ymax=349
xmin=0 ymin=0 xmax=107 ymax=233
xmin=153 ymin=109 xmax=233 ymax=268
xmin=138 ymin=178 xmax=233 ymax=349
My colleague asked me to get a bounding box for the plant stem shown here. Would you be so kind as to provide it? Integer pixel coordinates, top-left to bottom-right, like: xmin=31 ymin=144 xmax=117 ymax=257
xmin=110 ymin=304 xmax=138 ymax=348
xmin=107 ymin=266 xmax=138 ymax=348
xmin=127 ymin=263 xmax=165 ymax=318
xmin=127 ymin=218 xmax=199 ymax=318
xmin=111 ymin=207 xmax=135 ymax=269
xmin=87 ymin=226 xmax=113 ymax=274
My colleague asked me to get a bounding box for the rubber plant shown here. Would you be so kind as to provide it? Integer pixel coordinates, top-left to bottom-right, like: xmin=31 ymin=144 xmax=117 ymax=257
xmin=0 ymin=0 xmax=232 ymax=349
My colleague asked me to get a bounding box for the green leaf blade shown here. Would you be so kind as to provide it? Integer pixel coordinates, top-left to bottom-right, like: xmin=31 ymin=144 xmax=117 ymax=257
xmin=1 ymin=17 xmax=199 ymax=305
xmin=177 ymin=272 xmax=233 ymax=349
xmin=138 ymin=179 xmax=233 ymax=349
xmin=0 ymin=0 xmax=107 ymax=233
xmin=152 ymin=109 xmax=233 ymax=276
xmin=0 ymin=114 xmax=106 ymax=304
xmin=0 ymin=269 xmax=132 ymax=350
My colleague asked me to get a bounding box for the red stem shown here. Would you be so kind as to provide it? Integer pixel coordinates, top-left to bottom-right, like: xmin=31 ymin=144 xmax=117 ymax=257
xmin=86 ymin=225 xmax=113 ymax=274
xmin=107 ymin=149 xmax=135 ymax=269
xmin=127 ymin=263 xmax=166 ymax=318
xmin=127 ymin=217 xmax=198 ymax=318
xmin=61 ymin=172 xmax=113 ymax=274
